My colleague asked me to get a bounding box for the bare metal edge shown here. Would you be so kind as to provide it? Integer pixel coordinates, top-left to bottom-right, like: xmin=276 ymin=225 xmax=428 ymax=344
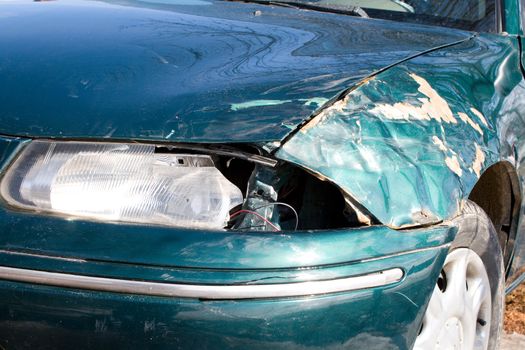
xmin=0 ymin=266 xmax=403 ymax=299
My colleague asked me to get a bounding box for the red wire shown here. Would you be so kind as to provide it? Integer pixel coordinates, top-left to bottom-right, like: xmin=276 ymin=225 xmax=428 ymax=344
xmin=230 ymin=209 xmax=280 ymax=231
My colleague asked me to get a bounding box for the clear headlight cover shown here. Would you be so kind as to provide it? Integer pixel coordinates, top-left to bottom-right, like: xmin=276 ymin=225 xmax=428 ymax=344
xmin=0 ymin=141 xmax=244 ymax=229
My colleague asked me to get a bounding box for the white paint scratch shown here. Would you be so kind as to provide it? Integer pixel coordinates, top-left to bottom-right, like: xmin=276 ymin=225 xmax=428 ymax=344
xmin=371 ymin=74 xmax=457 ymax=124
xmin=230 ymin=99 xmax=292 ymax=111
xmin=458 ymin=112 xmax=483 ymax=135
xmin=445 ymin=155 xmax=463 ymax=177
xmin=432 ymin=136 xmax=462 ymax=177
xmin=432 ymin=136 xmax=448 ymax=152
xmin=471 ymin=143 xmax=486 ymax=178
xmin=165 ymin=129 xmax=175 ymax=139
xmin=470 ymin=107 xmax=489 ymax=127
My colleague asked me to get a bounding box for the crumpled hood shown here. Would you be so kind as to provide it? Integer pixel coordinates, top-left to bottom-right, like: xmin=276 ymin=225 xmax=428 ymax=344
xmin=0 ymin=0 xmax=470 ymax=143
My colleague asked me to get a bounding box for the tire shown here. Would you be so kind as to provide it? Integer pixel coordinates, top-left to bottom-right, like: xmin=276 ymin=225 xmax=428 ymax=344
xmin=414 ymin=200 xmax=505 ymax=350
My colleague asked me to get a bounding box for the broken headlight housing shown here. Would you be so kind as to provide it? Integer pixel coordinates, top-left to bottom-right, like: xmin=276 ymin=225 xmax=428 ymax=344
xmin=0 ymin=141 xmax=243 ymax=229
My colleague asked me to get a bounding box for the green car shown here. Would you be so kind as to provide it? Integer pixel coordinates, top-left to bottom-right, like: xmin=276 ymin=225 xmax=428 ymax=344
xmin=0 ymin=0 xmax=524 ymax=348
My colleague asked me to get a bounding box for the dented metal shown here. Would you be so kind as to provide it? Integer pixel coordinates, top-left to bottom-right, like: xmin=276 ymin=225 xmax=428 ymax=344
xmin=0 ymin=0 xmax=524 ymax=347
xmin=277 ymin=34 xmax=525 ymax=229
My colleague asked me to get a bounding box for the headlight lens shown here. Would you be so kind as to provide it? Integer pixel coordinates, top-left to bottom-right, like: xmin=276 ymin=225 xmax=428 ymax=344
xmin=0 ymin=141 xmax=244 ymax=229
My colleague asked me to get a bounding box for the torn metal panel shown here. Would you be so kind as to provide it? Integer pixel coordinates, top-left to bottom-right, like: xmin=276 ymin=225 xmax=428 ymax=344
xmin=276 ymin=34 xmax=525 ymax=228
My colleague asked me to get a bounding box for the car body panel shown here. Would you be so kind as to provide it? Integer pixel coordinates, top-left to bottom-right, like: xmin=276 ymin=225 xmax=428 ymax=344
xmin=0 ymin=136 xmax=28 ymax=174
xmin=0 ymin=0 xmax=524 ymax=348
xmin=0 ymin=134 xmax=452 ymax=349
xmin=522 ymin=0 xmax=525 ymax=34
xmin=504 ymin=0 xmax=522 ymax=34
xmin=276 ymin=33 xmax=525 ymax=231
xmin=520 ymin=0 xmax=525 ymax=34
xmin=0 ymin=0 xmax=471 ymax=143
xmin=0 ymin=246 xmax=448 ymax=350
xmin=509 ymin=37 xmax=525 ymax=276
xmin=0 ymin=136 xmax=455 ymax=272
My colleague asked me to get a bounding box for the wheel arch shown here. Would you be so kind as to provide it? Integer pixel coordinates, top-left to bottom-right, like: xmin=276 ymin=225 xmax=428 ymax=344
xmin=467 ymin=161 xmax=522 ymax=274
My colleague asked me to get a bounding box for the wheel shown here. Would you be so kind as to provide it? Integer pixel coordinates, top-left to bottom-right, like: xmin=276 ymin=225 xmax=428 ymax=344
xmin=414 ymin=201 xmax=505 ymax=350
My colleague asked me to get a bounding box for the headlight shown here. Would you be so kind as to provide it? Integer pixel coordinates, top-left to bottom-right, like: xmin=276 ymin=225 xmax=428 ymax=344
xmin=0 ymin=141 xmax=243 ymax=229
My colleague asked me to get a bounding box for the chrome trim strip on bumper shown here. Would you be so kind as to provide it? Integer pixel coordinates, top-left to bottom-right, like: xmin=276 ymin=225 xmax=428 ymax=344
xmin=0 ymin=266 xmax=403 ymax=299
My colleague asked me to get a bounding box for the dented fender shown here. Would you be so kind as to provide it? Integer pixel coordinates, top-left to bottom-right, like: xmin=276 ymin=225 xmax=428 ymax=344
xmin=276 ymin=34 xmax=525 ymax=228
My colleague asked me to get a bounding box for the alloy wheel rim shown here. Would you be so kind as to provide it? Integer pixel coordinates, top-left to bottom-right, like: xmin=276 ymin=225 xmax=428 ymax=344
xmin=414 ymin=248 xmax=492 ymax=350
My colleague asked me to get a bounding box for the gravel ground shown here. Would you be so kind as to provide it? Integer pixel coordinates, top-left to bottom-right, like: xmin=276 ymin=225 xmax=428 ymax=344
xmin=501 ymin=332 xmax=525 ymax=349
xmin=502 ymin=283 xmax=525 ymax=349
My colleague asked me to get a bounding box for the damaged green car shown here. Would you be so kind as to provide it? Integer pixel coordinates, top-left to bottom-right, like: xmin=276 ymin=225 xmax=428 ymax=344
xmin=0 ymin=0 xmax=524 ymax=349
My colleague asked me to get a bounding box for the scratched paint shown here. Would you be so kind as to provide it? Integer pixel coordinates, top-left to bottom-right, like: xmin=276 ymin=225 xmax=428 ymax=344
xmin=431 ymin=136 xmax=463 ymax=177
xmin=230 ymin=97 xmax=328 ymax=112
xmin=471 ymin=144 xmax=486 ymax=178
xmin=230 ymin=99 xmax=294 ymax=111
xmin=470 ymin=107 xmax=489 ymax=127
xmin=370 ymin=73 xmax=457 ymax=124
xmin=458 ymin=112 xmax=483 ymax=135
xmin=277 ymin=34 xmax=524 ymax=228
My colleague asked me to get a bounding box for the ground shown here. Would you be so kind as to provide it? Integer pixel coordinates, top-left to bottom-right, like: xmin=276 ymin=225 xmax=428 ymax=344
xmin=505 ymin=283 xmax=525 ymax=334
xmin=502 ymin=283 xmax=525 ymax=349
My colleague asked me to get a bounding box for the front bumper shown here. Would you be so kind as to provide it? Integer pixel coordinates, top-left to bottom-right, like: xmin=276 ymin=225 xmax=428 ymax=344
xmin=0 ymin=244 xmax=450 ymax=350
xmin=0 ymin=136 xmax=454 ymax=349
